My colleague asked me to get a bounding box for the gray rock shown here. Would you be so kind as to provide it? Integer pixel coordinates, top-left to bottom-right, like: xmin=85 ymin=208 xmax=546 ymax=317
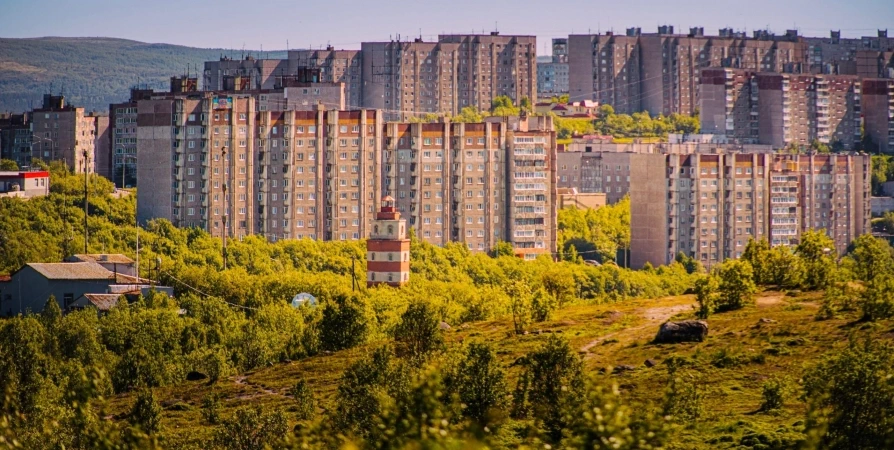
xmin=439 ymin=321 xmax=452 ymax=330
xmin=654 ymin=320 xmax=708 ymax=344
xmin=644 ymin=359 xmax=657 ymax=368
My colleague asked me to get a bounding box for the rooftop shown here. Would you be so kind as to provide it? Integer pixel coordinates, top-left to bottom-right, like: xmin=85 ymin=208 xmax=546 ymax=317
xmin=28 ymin=262 xmax=114 ymax=280
xmin=81 ymin=293 xmax=121 ymax=311
xmin=70 ymin=254 xmax=135 ymax=265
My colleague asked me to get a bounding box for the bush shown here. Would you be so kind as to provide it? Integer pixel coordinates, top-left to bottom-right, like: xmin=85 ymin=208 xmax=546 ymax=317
xmin=714 ymin=260 xmax=757 ymax=312
xmin=129 ymin=388 xmax=162 ymax=434
xmin=760 ymin=377 xmax=790 ymax=412
xmin=531 ymin=288 xmax=557 ymax=322
xmin=448 ymin=343 xmax=508 ymax=427
xmin=393 ymin=301 xmax=444 ymax=362
xmin=291 ymin=378 xmax=316 ymax=421
xmin=214 ymin=406 xmax=288 ymax=450
xmin=663 ymin=363 xmax=703 ymax=422
xmin=319 ymin=294 xmax=368 ymax=351
xmin=201 ymin=393 xmax=222 ymax=425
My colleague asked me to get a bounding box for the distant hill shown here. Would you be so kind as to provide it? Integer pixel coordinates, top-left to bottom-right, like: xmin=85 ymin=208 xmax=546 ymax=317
xmin=0 ymin=37 xmax=286 ymax=113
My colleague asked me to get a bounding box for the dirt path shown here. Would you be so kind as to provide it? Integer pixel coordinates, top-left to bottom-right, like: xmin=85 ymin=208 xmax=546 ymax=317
xmin=580 ymin=302 xmax=694 ymax=355
xmin=232 ymin=375 xmax=285 ymax=400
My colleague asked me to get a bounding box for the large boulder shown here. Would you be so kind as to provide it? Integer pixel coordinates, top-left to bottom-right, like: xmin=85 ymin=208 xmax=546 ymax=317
xmin=654 ymin=320 xmax=708 ymax=344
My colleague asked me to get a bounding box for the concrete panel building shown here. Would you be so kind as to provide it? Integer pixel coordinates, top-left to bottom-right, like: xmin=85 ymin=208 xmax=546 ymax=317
xmin=30 ymin=95 xmax=97 ymax=173
xmin=287 ymin=48 xmax=362 ymax=109
xmin=537 ymin=39 xmax=570 ymax=96
xmin=0 ymin=113 xmax=32 ymax=168
xmin=862 ymin=78 xmax=894 ymax=153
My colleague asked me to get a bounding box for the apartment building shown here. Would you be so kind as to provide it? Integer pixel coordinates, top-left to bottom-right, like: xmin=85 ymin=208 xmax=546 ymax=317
xmin=537 ymin=38 xmax=569 ymax=96
xmin=700 ymin=69 xmax=862 ymax=149
xmin=630 ymin=152 xmax=870 ymax=269
xmin=361 ymin=33 xmax=537 ymax=120
xmin=0 ymin=113 xmax=31 ymax=168
xmin=30 ymin=95 xmax=98 ymax=173
xmin=287 ymin=49 xmax=362 ymax=110
xmin=862 ymin=78 xmax=894 ymax=153
xmin=805 ymin=30 xmax=894 ymax=77
xmin=135 ymin=96 xmax=555 ymax=256
xmin=203 ymin=55 xmax=287 ymax=91
xmin=557 ymin=150 xmax=636 ymax=204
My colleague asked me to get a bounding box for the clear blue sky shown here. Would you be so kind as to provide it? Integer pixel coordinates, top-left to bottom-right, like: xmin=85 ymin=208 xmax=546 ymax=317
xmin=2 ymin=0 xmax=892 ymax=51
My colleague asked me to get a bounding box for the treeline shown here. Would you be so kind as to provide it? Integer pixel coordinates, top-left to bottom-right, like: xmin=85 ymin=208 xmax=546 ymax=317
xmin=555 ymin=104 xmax=700 ymax=140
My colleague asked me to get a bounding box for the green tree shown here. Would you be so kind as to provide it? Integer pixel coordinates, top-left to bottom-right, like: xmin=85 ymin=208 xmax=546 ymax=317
xmin=522 ymin=335 xmax=584 ymax=443
xmin=0 ymin=159 xmax=18 ymax=171
xmin=760 ymin=377 xmax=791 ymax=412
xmin=129 ymin=388 xmax=162 ymax=434
xmin=452 ymin=106 xmax=485 ymax=123
xmin=489 ymin=241 xmax=515 ymax=258
xmin=319 ymin=293 xmax=368 ymax=351
xmin=519 ymin=96 xmax=532 ymax=112
xmin=742 ymin=238 xmax=771 ymax=285
xmin=694 ymin=274 xmax=719 ymax=319
xmin=531 ymin=288 xmax=557 ymax=322
xmin=448 ymin=343 xmax=508 ymax=427
xmin=847 ymin=235 xmax=894 ymax=282
xmin=393 ymin=301 xmax=444 ymax=362
xmin=291 ymin=378 xmax=316 ymax=421
xmin=859 ymin=273 xmax=894 ymax=321
xmin=764 ymin=245 xmax=805 ymax=288
xmin=714 ymin=259 xmax=757 ymax=312
xmin=796 ymin=230 xmax=838 ymax=290
xmin=214 ymin=406 xmax=288 ymax=450
xmin=505 ymin=280 xmax=532 ymax=334
xmin=802 ymin=339 xmax=894 ymax=449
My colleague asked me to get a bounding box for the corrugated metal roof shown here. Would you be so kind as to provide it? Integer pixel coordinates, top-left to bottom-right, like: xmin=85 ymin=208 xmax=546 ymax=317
xmin=82 ymin=294 xmax=121 ymax=311
xmin=28 ymin=262 xmax=113 ymax=280
xmin=71 ymin=254 xmax=135 ymax=265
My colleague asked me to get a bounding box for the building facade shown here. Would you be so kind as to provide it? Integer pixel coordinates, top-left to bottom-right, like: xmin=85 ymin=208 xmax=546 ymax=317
xmin=30 ymin=95 xmax=97 ymax=173
xmin=630 ymin=152 xmax=871 ymax=269
xmin=0 ymin=113 xmax=31 ymax=168
xmin=700 ymin=69 xmax=862 ymax=149
xmin=537 ymin=38 xmax=570 ymax=96
xmin=862 ymin=78 xmax=894 ymax=153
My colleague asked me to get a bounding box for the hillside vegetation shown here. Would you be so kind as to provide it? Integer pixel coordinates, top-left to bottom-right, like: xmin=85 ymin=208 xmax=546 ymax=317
xmin=0 ymin=165 xmax=893 ymax=448
xmin=0 ymin=37 xmax=285 ymax=113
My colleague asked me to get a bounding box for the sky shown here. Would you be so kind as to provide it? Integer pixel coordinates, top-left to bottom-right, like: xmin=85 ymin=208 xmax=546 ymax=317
xmin=2 ymin=0 xmax=893 ymax=52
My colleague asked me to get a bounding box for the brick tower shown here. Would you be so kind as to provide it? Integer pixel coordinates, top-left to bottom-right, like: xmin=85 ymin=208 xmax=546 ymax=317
xmin=366 ymin=196 xmax=410 ymax=287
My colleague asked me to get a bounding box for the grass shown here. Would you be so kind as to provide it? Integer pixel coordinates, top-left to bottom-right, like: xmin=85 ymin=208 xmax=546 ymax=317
xmin=104 ymin=289 xmax=892 ymax=448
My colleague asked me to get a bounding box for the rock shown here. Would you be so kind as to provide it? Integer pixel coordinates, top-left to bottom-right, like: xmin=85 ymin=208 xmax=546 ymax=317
xmin=654 ymin=320 xmax=708 ymax=344
xmin=438 ymin=321 xmax=451 ymax=330
xmin=186 ymin=371 xmax=208 ymax=381
xmin=759 ymin=318 xmax=776 ymax=324
xmin=644 ymin=359 xmax=657 ymax=368
xmin=612 ymin=365 xmax=636 ymax=374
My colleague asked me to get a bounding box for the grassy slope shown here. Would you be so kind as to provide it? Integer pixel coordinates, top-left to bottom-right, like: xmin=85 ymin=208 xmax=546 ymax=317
xmin=105 ymin=290 xmax=894 ymax=448
xmin=0 ymin=37 xmax=286 ymax=113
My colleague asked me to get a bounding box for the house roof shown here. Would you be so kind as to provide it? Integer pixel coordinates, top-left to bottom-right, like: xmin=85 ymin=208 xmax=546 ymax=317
xmin=113 ymin=273 xmax=155 ymax=284
xmin=81 ymin=294 xmax=121 ymax=311
xmin=27 ymin=262 xmax=113 ymax=280
xmin=70 ymin=254 xmax=135 ymax=265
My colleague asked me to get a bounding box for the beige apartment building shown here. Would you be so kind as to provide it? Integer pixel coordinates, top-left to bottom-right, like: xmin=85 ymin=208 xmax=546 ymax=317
xmin=136 ymin=96 xmax=556 ymax=257
xmin=30 ymin=95 xmax=99 ymax=173
xmin=630 ymin=152 xmax=870 ymax=269
xmin=362 ymin=33 xmax=537 ymax=121
xmin=700 ymin=69 xmax=862 ymax=149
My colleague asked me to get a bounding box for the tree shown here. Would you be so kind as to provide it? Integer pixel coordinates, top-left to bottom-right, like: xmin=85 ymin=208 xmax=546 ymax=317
xmin=448 ymin=343 xmax=508 ymax=427
xmin=796 ymin=230 xmax=838 ymax=290
xmin=393 ymin=301 xmax=444 ymax=362
xmin=489 ymin=241 xmax=515 ymax=258
xmin=714 ymin=260 xmax=757 ymax=312
xmin=490 ymin=95 xmax=519 ymax=116
xmin=522 ymin=335 xmax=584 ymax=443
xmin=567 ymin=378 xmax=670 ymax=449
xmin=319 ymin=293 xmax=368 ymax=351
xmin=452 ymin=106 xmax=485 ymax=123
xmin=742 ymin=238 xmax=771 ymax=285
xmin=675 ymin=252 xmax=704 ymax=274
xmin=519 ymin=96 xmax=532 ymax=112
xmin=847 ymin=235 xmax=894 ymax=282
xmin=129 ymin=388 xmax=162 ymax=434
xmin=810 ymin=139 xmax=832 ymax=154
xmin=802 ymin=338 xmax=894 ymax=449
xmin=764 ymin=245 xmax=805 ymax=288
xmin=291 ymin=378 xmax=316 ymax=421
xmin=859 ymin=273 xmax=894 ymax=321
xmin=0 ymin=159 xmax=18 ymax=171
xmin=214 ymin=406 xmax=288 ymax=450
xmin=694 ymin=275 xmax=719 ymax=319
xmin=531 ymin=288 xmax=557 ymax=322
xmin=505 ymin=280 xmax=532 ymax=334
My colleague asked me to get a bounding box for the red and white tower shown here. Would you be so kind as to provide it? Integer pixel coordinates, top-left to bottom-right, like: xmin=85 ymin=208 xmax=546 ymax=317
xmin=367 ymin=196 xmax=410 ymax=287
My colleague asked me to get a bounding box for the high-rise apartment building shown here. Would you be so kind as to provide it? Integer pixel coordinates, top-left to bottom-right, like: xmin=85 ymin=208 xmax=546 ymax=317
xmin=287 ymin=49 xmax=362 ymax=109
xmin=862 ymin=78 xmax=894 ymax=153
xmin=362 ymin=33 xmax=537 ymax=121
xmin=0 ymin=113 xmax=32 ymax=168
xmin=630 ymin=152 xmax=870 ymax=268
xmin=568 ymin=27 xmax=894 ymax=116
xmin=30 ymin=95 xmax=98 ymax=173
xmin=537 ymin=38 xmax=569 ymax=96
xmin=700 ymin=69 xmax=862 ymax=149
xmin=136 ymin=94 xmax=556 ymax=257
xmin=203 ymin=56 xmax=287 ymax=91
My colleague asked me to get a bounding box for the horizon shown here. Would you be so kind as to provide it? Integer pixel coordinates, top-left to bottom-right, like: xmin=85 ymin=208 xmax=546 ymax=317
xmin=1 ymin=0 xmax=892 ymax=53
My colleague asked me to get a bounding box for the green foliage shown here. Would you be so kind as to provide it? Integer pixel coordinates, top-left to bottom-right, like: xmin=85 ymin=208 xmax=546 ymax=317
xmin=490 ymin=95 xmax=520 ymax=116
xmin=558 ymin=198 xmax=630 ymax=264
xmin=760 ymin=377 xmax=790 ymax=412
xmin=802 ymin=338 xmax=894 ymax=449
xmin=663 ymin=362 xmax=703 ymax=422
xmin=128 ymin=388 xmax=162 ymax=434
xmin=531 ymin=288 xmax=557 ymax=322
xmin=694 ymin=275 xmax=719 ymax=319
xmin=0 ymin=159 xmax=18 ymax=171
xmin=452 ymin=106 xmax=485 ymax=123
xmin=764 ymin=245 xmax=805 ymax=288
xmin=488 ymin=240 xmax=515 ymax=258
xmin=201 ymin=392 xmax=222 ymax=425
xmin=393 ymin=301 xmax=444 ymax=362
xmin=291 ymin=378 xmax=316 ymax=421
xmin=319 ymin=293 xmax=368 ymax=351
xmin=797 ymin=230 xmax=838 ymax=290
xmin=566 ymin=379 xmax=670 ymax=449
xmin=871 ymin=155 xmax=894 ymax=195
xmin=505 ymin=280 xmax=532 ymax=334
xmin=520 ymin=335 xmax=584 ymax=443
xmin=742 ymin=238 xmax=771 ymax=285
xmin=846 ymin=234 xmax=894 ymax=282
xmin=713 ymin=259 xmax=757 ymax=313
xmin=859 ymin=274 xmax=894 ymax=321
xmin=554 ymin=116 xmax=595 ymax=139
xmin=591 ymin=106 xmax=699 ymax=138
xmin=448 ymin=343 xmax=508 ymax=427
xmin=214 ymin=405 xmax=289 ymax=450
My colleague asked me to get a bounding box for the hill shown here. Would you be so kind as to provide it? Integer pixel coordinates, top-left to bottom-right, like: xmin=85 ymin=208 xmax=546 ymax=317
xmin=102 ymin=289 xmax=891 ymax=448
xmin=0 ymin=37 xmax=286 ymax=113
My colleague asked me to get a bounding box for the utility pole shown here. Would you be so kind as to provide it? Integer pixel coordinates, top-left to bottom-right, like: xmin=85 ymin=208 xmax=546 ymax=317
xmin=83 ymin=149 xmax=89 ymax=253
xmin=351 ymin=254 xmax=356 ymax=292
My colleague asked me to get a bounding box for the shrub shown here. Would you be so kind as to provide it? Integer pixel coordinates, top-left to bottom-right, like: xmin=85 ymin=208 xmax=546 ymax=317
xmin=393 ymin=301 xmax=444 ymax=362
xmin=760 ymin=377 xmax=790 ymax=412
xmin=448 ymin=343 xmax=508 ymax=427
xmin=319 ymin=294 xmax=368 ymax=351
xmin=201 ymin=392 xmax=222 ymax=425
xmin=531 ymin=288 xmax=557 ymax=322
xmin=714 ymin=260 xmax=757 ymax=312
xmin=663 ymin=363 xmax=703 ymax=422
xmin=129 ymin=388 xmax=162 ymax=434
xmin=214 ymin=406 xmax=288 ymax=450
xmin=291 ymin=378 xmax=316 ymax=421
